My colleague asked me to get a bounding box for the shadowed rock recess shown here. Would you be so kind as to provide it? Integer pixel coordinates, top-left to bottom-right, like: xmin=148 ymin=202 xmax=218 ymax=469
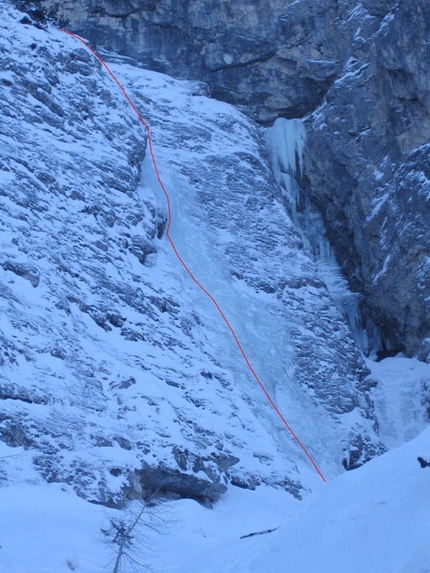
xmin=41 ymin=0 xmax=430 ymax=359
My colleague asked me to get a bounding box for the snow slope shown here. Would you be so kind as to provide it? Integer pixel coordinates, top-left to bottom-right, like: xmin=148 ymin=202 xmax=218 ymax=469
xmin=176 ymin=425 xmax=430 ymax=573
xmin=1 ymin=420 xmax=429 ymax=572
xmin=0 ymin=0 xmax=383 ymax=508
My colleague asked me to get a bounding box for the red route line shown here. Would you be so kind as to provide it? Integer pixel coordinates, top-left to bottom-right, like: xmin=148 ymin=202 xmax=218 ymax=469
xmin=60 ymin=28 xmax=326 ymax=483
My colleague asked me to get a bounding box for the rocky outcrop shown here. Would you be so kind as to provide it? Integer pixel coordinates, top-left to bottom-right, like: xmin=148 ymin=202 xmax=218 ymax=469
xmin=303 ymin=0 xmax=430 ymax=358
xmin=37 ymin=0 xmax=351 ymax=124
xmin=128 ymin=448 xmax=239 ymax=505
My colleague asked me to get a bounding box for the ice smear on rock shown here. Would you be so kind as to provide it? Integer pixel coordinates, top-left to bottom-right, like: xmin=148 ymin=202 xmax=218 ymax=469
xmin=267 ymin=117 xmax=388 ymax=359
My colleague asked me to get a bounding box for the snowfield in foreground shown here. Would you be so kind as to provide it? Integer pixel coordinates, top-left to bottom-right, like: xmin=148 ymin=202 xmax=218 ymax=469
xmin=1 ymin=416 xmax=429 ymax=572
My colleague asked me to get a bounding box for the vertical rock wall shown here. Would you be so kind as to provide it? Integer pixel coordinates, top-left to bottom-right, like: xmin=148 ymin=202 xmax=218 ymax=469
xmin=39 ymin=0 xmax=348 ymax=123
xmin=304 ymin=0 xmax=430 ymax=357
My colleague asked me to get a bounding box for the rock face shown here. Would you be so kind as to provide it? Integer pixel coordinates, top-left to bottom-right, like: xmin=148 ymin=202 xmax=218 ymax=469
xmin=303 ymin=1 xmax=430 ymax=358
xmin=39 ymin=0 xmax=347 ymax=124
xmin=38 ymin=0 xmax=430 ymax=357
xmin=1 ymin=2 xmax=383 ymax=507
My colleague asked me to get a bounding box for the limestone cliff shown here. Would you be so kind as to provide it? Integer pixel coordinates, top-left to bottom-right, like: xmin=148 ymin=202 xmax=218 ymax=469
xmin=38 ymin=0 xmax=345 ymax=124
xmin=2 ymin=1 xmax=384 ymax=507
xmin=303 ymin=0 xmax=430 ymax=358
xmin=37 ymin=0 xmax=430 ymax=358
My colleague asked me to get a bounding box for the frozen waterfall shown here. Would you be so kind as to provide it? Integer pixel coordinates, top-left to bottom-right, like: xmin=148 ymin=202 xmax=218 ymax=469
xmin=267 ymin=118 xmax=386 ymax=359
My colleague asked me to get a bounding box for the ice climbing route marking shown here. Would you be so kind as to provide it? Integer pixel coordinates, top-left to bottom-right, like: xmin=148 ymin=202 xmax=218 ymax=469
xmin=60 ymin=28 xmax=326 ymax=483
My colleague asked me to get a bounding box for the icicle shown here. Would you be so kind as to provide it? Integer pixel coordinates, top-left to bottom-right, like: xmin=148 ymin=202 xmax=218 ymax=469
xmin=266 ymin=118 xmax=306 ymax=224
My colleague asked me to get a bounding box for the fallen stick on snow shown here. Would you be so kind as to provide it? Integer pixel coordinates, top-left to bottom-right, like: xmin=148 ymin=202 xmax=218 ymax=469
xmin=240 ymin=527 xmax=280 ymax=539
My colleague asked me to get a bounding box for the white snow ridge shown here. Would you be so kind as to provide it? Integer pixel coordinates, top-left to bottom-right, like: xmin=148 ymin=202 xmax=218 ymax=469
xmin=0 ymin=3 xmax=429 ymax=572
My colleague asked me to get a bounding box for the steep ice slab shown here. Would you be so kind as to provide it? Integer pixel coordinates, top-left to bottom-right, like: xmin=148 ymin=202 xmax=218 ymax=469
xmin=124 ymin=62 xmax=383 ymax=477
xmin=139 ymin=151 xmax=330 ymax=488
